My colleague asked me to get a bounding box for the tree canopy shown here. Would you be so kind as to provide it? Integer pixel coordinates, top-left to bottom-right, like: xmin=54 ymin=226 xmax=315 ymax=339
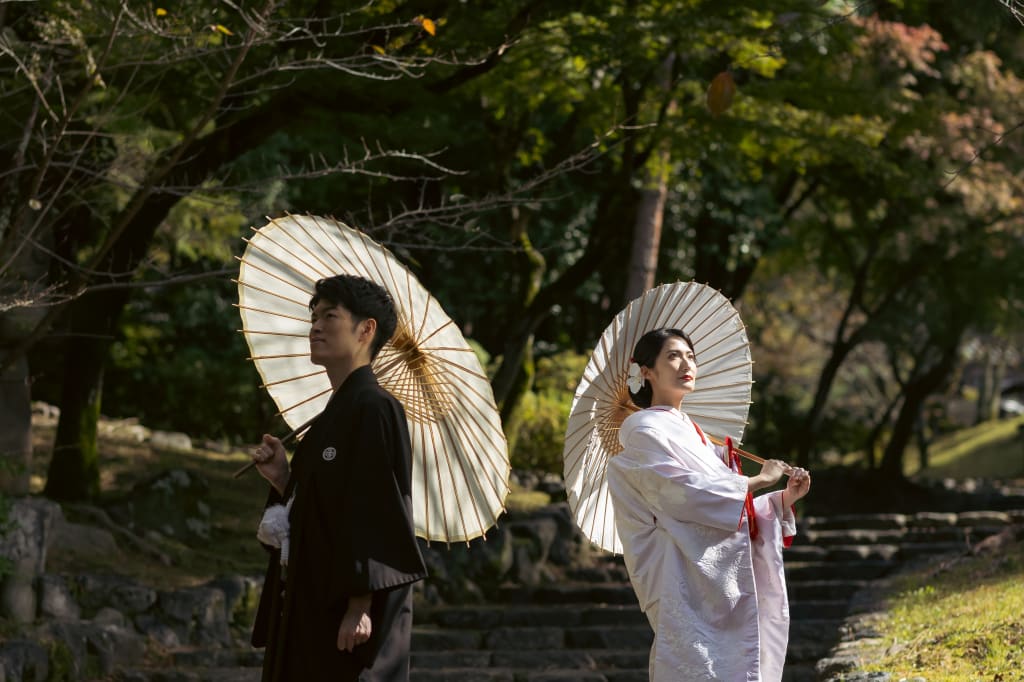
xmin=1 ymin=0 xmax=1021 ymax=500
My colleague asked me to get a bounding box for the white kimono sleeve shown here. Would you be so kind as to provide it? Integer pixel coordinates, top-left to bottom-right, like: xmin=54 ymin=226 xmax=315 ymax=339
xmin=622 ymin=426 xmax=748 ymax=531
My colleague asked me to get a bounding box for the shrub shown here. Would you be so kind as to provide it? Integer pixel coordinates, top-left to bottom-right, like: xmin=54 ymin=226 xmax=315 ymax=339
xmin=508 ymin=350 xmax=589 ymax=474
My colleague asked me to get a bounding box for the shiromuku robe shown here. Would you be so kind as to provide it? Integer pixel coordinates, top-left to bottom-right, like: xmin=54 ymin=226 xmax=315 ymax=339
xmin=607 ymin=407 xmax=796 ymax=682
xmin=252 ymin=365 xmax=428 ymax=682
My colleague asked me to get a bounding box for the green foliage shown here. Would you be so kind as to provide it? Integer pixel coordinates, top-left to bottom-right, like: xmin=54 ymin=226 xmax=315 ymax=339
xmin=509 ymin=390 xmax=571 ymax=474
xmin=507 ymin=350 xmax=589 ymax=473
xmin=103 ymin=272 xmax=280 ymax=443
xmin=745 ymin=377 xmax=810 ymax=461
xmin=46 ymin=639 xmax=76 ymax=682
xmin=533 ymin=352 xmax=589 ymax=395
xmin=505 ymin=490 xmax=553 ymax=514
xmin=229 ymin=582 xmax=261 ymax=630
xmin=4 ymin=0 xmax=1023 ymax=480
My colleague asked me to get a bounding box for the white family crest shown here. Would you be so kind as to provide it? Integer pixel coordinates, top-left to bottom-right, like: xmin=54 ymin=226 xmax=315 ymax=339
xmin=322 ymin=446 xmax=337 ymax=462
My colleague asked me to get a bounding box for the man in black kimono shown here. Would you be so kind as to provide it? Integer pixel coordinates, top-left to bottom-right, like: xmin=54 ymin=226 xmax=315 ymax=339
xmin=249 ymin=274 xmax=427 ymax=682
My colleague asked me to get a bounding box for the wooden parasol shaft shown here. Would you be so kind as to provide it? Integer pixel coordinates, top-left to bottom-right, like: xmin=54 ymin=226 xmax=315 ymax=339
xmin=232 ymin=416 xmax=315 ymax=479
xmin=706 ymin=435 xmax=794 ymax=474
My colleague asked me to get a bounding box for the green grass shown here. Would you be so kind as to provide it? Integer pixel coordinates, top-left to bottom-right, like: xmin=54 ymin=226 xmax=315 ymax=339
xmin=505 ymin=489 xmax=552 ymax=515
xmin=905 ymin=415 xmax=1024 ymax=480
xmin=860 ymin=540 xmax=1024 ymax=681
xmin=837 ymin=416 xmax=1024 ymax=681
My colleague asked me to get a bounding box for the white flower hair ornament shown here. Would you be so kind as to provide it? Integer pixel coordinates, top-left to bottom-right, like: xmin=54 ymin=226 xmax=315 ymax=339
xmin=626 ymin=359 xmax=644 ymax=393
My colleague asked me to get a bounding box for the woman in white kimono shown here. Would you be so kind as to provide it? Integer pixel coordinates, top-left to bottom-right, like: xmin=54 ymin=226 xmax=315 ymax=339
xmin=607 ymin=328 xmax=811 ymax=682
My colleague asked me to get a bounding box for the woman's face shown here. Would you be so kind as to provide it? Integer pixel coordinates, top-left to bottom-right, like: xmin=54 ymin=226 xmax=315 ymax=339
xmin=642 ymin=336 xmax=697 ymax=402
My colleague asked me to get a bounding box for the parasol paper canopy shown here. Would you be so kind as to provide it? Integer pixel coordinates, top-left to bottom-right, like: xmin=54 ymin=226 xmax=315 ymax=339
xmin=562 ymin=281 xmax=754 ymax=554
xmin=236 ymin=214 xmax=509 ymax=544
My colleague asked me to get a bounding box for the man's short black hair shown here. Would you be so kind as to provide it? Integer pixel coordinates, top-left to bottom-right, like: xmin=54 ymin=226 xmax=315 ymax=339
xmin=309 ymin=275 xmax=398 ymax=360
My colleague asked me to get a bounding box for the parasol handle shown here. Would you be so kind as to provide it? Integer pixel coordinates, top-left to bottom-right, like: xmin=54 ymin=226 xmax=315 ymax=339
xmin=232 ymin=417 xmax=315 ymax=479
xmin=706 ymin=435 xmax=794 ymax=475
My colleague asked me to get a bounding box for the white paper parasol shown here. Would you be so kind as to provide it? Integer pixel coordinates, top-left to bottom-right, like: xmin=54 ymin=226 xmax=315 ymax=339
xmin=562 ymin=281 xmax=755 ymax=554
xmin=236 ymin=214 xmax=509 ymax=544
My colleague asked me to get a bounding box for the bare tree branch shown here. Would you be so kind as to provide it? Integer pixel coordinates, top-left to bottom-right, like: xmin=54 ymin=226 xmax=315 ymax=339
xmin=942 ymin=118 xmax=1024 ymax=188
xmin=1000 ymin=0 xmax=1024 ymax=25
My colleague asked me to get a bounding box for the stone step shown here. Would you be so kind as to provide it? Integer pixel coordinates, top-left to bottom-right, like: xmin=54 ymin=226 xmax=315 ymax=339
xmin=412 ymin=627 xmax=485 ymax=650
xmin=789 ymin=599 xmax=849 ymax=620
xmin=565 ymin=625 xmax=653 ymax=650
xmin=782 ymin=662 xmax=820 ymax=682
xmin=904 ymin=526 xmax=971 ymax=543
xmin=496 ymin=583 xmax=639 ymax=605
xmin=490 ymin=649 xmax=649 ymax=670
xmin=803 ymin=514 xmax=908 ymax=530
xmin=787 ymin=579 xmax=867 ymax=600
xmin=789 ymin=619 xmax=845 ymax=649
xmin=119 ymin=667 xmax=261 ymax=682
xmin=412 ymin=650 xmax=492 ymax=668
xmin=795 ymin=529 xmax=906 ymax=546
xmin=412 ymin=659 xmax=818 ymax=682
xmin=798 ymin=525 xmax=1003 ymax=547
xmin=171 ymin=647 xmax=264 ymax=667
xmin=803 ymin=509 xmax=1024 ymax=531
xmin=412 ymin=670 xmax=515 ymax=682
xmin=413 ymin=625 xmax=654 ymax=651
xmin=413 ymin=648 xmax=651 ymax=670
xmin=905 ymin=525 xmax=1006 ymax=543
xmin=417 ymin=604 xmax=647 ymax=629
xmin=786 ymin=559 xmax=896 ymax=582
xmin=897 ymin=541 xmax=967 ymax=559
xmin=956 ymin=510 xmax=1017 ymax=526
xmin=787 ymin=634 xmax=839 ymax=662
xmin=410 ymin=669 xmax=647 ymax=681
xmin=786 ymin=544 xmax=902 ymax=562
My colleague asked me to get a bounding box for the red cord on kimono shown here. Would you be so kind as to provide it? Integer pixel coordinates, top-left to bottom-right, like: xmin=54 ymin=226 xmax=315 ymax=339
xmin=724 ymin=436 xmax=760 ymax=541
xmin=690 ymin=422 xmax=759 ymax=541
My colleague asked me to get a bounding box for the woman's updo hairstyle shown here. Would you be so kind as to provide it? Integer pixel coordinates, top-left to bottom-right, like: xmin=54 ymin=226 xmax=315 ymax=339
xmin=628 ymin=328 xmax=695 ymax=408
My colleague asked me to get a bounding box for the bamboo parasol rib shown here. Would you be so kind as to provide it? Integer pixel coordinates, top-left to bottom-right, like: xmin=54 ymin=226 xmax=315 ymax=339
xmin=563 ymin=281 xmax=785 ymax=554
xmin=234 ymin=214 xmax=510 ymax=544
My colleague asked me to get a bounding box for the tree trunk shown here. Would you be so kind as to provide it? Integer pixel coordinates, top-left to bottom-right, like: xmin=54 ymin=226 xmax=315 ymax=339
xmin=496 ymin=209 xmax=545 ymax=424
xmin=796 ymin=337 xmax=857 ymax=468
xmin=491 ymin=178 xmax=632 ymax=407
xmin=44 ymin=336 xmax=104 ymax=501
xmin=795 ymin=234 xmax=888 ymax=467
xmin=499 ymin=334 xmax=535 ymax=456
xmin=0 ymin=355 xmax=32 ymax=495
xmin=976 ymin=351 xmax=1006 ymax=424
xmin=624 ymin=167 xmax=668 ymax=301
xmin=37 ymin=91 xmax=304 ymax=498
xmin=863 ymin=392 xmax=901 ymax=471
xmin=914 ymin=404 xmax=929 ymax=471
xmin=879 ymin=343 xmax=958 ymax=479
xmin=625 ymin=53 xmax=674 ymax=302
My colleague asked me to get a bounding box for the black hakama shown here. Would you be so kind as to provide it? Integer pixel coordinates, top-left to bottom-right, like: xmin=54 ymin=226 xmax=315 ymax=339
xmin=252 ymin=366 xmax=427 ymax=681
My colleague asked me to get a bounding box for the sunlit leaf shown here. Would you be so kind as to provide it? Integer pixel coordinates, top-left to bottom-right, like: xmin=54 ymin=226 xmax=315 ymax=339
xmin=707 ymin=71 xmax=737 ymax=117
xmin=413 ymin=16 xmax=437 ymax=36
xmin=155 ymin=7 xmax=167 ymax=17
xmin=211 ymin=24 xmax=233 ymax=36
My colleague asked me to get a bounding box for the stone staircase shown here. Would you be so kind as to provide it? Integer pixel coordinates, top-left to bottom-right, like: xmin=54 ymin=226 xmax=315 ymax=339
xmin=402 ymin=509 xmax=1024 ymax=682
xmin=57 ymin=508 xmax=1022 ymax=682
